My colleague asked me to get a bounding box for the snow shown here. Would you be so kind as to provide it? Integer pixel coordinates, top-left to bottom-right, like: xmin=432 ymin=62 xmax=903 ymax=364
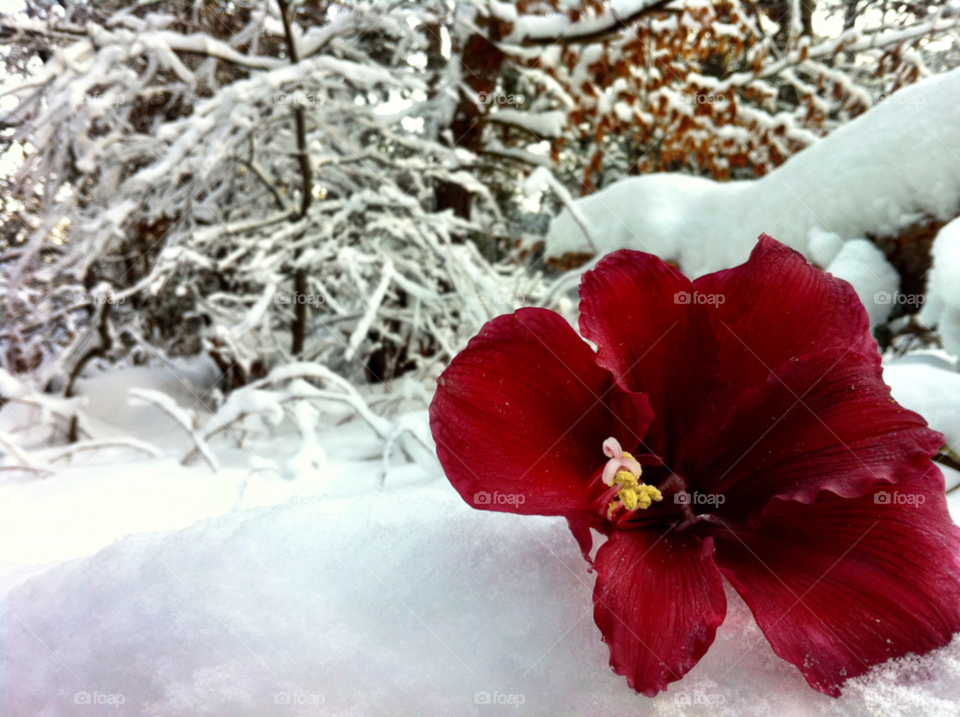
xmin=4 ymin=367 xmax=960 ymax=716
xmin=547 ymin=172 xmax=720 ymax=269
xmin=490 ymin=108 xmax=568 ymax=138
xmin=71 ymin=356 xmax=222 ymax=450
xmin=4 ymin=470 xmax=960 ymax=716
xmin=921 ymin=218 xmax=960 ymax=355
xmin=4 ymin=6 xmax=960 ymax=715
xmin=825 ymin=239 xmax=900 ymax=327
xmin=885 ymin=359 xmax=960 ymax=451
xmin=0 ymin=367 xmax=423 ymax=586
xmin=545 ymin=68 xmax=960 ymax=279
xmin=808 ymin=228 xmax=845 ymax=268
xmin=502 ymin=0 xmax=676 ymax=44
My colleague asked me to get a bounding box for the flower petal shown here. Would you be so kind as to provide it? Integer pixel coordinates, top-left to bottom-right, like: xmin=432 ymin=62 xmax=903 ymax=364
xmin=592 ymin=529 xmax=727 ymax=696
xmin=579 ymin=250 xmax=720 ymax=460
xmin=679 ymin=348 xmax=943 ymax=508
xmin=430 ymin=308 xmax=653 ymax=516
xmin=679 ymin=349 xmax=943 ymax=513
xmin=709 ymin=469 xmax=960 ymax=697
xmin=693 ymin=234 xmax=879 ymax=403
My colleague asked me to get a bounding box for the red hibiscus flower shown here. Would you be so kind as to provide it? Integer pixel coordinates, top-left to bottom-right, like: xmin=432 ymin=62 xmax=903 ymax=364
xmin=429 ymin=234 xmax=960 ymax=697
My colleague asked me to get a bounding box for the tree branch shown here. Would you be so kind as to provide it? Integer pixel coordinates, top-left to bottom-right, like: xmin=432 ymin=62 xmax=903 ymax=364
xmin=509 ymin=0 xmax=679 ymax=46
xmin=276 ymin=0 xmax=314 ymax=357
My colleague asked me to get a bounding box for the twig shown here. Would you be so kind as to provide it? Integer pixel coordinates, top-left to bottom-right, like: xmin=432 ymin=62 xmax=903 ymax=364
xmin=46 ymin=439 xmax=160 ymax=463
xmin=0 ymin=465 xmax=56 ymax=479
xmin=128 ymin=389 xmax=219 ymax=472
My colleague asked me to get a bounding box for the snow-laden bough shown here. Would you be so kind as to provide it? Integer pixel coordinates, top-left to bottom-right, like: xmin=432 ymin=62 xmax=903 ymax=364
xmin=429 ymin=234 xmax=960 ymax=697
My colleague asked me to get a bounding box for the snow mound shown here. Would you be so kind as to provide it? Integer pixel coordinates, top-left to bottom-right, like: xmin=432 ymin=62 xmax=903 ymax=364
xmin=546 ymin=68 xmax=960 ymax=279
xmin=4 ymin=483 xmax=960 ymax=716
xmin=885 ymin=360 xmax=960 ymax=450
xmin=826 ymin=239 xmax=900 ymax=326
xmin=921 ymin=217 xmax=960 ymax=355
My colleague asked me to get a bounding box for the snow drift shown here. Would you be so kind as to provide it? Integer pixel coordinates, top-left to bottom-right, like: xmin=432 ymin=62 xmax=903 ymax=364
xmin=4 ymin=479 xmax=960 ymax=717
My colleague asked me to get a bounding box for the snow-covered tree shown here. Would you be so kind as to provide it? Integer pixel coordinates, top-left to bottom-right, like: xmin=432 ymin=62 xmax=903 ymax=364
xmin=2 ymin=0 xmax=958 ymax=399
xmin=463 ymin=0 xmax=960 ymax=193
xmin=0 ymin=0 xmax=540 ymax=394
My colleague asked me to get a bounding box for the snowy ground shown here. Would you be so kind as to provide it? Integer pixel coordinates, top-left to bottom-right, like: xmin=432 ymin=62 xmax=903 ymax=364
xmin=2 ymin=356 xmax=960 ymax=716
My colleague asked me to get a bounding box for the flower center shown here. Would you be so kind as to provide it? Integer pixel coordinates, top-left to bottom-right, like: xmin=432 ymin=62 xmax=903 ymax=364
xmin=609 ymin=468 xmax=663 ymax=516
xmin=601 ymin=437 xmax=663 ymax=518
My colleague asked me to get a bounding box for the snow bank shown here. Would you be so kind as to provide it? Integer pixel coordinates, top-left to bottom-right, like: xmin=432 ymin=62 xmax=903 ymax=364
xmin=921 ymin=217 xmax=960 ymax=355
xmin=546 ymin=68 xmax=960 ymax=279
xmin=4 ymin=479 xmax=960 ymax=716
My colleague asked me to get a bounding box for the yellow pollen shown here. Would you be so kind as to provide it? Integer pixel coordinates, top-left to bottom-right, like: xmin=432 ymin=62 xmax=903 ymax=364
xmin=619 ymin=488 xmax=639 ymax=511
xmin=636 ymin=484 xmax=663 ymax=508
xmin=607 ymin=483 xmax=662 ymax=517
